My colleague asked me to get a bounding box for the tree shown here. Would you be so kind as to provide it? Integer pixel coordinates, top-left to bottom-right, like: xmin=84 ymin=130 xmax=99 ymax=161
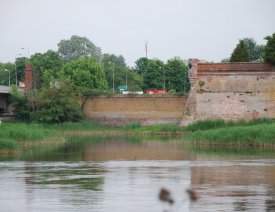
xmin=134 ymin=57 xmax=149 ymax=75
xmin=242 ymin=38 xmax=264 ymax=61
xmin=30 ymin=50 xmax=63 ymax=88
xmin=15 ymin=57 xmax=28 ymax=84
xmin=264 ymin=33 xmax=275 ymax=65
xmin=59 ymin=56 xmax=107 ymax=95
xmin=57 ymin=35 xmax=102 ymax=63
xmin=101 ymin=54 xmax=127 ymax=89
xmin=100 ymin=54 xmax=143 ymax=91
xmin=0 ymin=62 xmax=15 ymax=85
xmin=143 ymin=59 xmax=165 ymax=90
xmin=230 ymin=40 xmax=250 ymax=62
xmin=126 ymin=69 xmax=143 ymax=91
xmin=165 ymin=58 xmax=190 ymax=93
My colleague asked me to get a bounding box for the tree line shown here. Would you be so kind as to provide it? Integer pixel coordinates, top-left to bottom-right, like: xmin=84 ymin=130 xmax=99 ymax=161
xmin=224 ymin=34 xmax=275 ymax=64
xmin=0 ymin=35 xmax=190 ymax=123
xmin=1 ymin=33 xmax=274 ymax=123
xmin=0 ymin=35 xmax=190 ymax=93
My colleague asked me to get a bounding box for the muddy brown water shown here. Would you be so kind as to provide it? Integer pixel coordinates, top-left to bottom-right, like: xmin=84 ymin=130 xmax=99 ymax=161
xmin=0 ymin=136 xmax=275 ymax=212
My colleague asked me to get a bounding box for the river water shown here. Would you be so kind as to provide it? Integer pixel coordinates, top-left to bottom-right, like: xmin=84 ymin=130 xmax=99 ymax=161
xmin=0 ymin=136 xmax=275 ymax=212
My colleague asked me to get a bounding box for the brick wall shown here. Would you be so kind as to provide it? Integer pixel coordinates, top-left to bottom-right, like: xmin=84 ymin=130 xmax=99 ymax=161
xmin=25 ymin=64 xmax=33 ymax=90
xmin=83 ymin=96 xmax=187 ymax=125
xmin=193 ymin=63 xmax=275 ymax=121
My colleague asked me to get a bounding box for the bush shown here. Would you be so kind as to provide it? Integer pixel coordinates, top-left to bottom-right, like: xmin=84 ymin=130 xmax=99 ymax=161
xmin=10 ymin=82 xmax=83 ymax=123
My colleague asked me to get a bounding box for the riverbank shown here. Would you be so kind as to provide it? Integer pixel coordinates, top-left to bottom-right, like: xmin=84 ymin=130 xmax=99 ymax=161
xmin=1 ymin=119 xmax=275 ymax=153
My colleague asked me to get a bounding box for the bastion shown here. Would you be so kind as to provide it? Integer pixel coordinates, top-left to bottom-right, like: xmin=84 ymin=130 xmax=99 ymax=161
xmin=185 ymin=61 xmax=275 ymax=122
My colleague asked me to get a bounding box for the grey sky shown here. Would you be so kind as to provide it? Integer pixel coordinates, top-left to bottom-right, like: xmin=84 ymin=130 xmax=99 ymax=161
xmin=0 ymin=0 xmax=274 ymax=67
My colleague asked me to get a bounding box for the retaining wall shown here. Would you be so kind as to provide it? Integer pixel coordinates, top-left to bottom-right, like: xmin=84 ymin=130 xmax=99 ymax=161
xmin=84 ymin=96 xmax=187 ymax=125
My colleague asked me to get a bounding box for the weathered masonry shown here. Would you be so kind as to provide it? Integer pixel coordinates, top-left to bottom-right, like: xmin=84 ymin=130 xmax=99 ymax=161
xmin=84 ymin=96 xmax=187 ymax=126
xmin=184 ymin=61 xmax=275 ymax=122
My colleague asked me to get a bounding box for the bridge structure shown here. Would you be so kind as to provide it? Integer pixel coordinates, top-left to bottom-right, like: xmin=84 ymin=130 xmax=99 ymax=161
xmin=0 ymin=85 xmax=12 ymax=116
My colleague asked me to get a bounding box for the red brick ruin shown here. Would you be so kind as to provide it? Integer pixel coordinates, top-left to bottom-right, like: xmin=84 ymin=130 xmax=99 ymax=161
xmin=25 ymin=64 xmax=33 ymax=90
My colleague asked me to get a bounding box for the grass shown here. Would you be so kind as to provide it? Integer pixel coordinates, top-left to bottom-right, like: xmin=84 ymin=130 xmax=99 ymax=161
xmin=1 ymin=118 xmax=275 ymax=153
xmin=127 ymin=124 xmax=184 ymax=135
xmin=186 ymin=118 xmax=275 ymax=132
xmin=49 ymin=121 xmax=117 ymax=131
xmin=186 ymin=119 xmax=275 ymax=146
xmin=0 ymin=122 xmax=56 ymax=141
xmin=0 ymin=138 xmax=19 ymax=152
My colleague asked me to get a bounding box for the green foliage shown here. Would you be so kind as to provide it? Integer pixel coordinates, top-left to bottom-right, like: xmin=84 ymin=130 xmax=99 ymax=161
xmin=9 ymin=86 xmax=32 ymax=121
xmin=188 ymin=123 xmax=275 ymax=145
xmin=143 ymin=59 xmax=165 ymax=90
xmin=230 ymin=40 xmax=250 ymax=62
xmin=0 ymin=122 xmax=54 ymax=141
xmin=50 ymin=121 xmax=114 ymax=131
xmin=33 ymin=84 xmax=83 ymax=123
xmin=186 ymin=118 xmax=275 ymax=132
xmin=264 ymin=33 xmax=275 ymax=65
xmin=165 ymin=58 xmax=190 ymax=92
xmin=186 ymin=119 xmax=228 ymax=132
xmin=0 ymin=62 xmax=15 ymax=85
xmin=60 ymin=56 xmax=108 ymax=95
xmin=101 ymin=53 xmax=127 ymax=89
xmin=101 ymin=54 xmax=143 ymax=91
xmin=168 ymin=89 xmax=176 ymax=94
xmin=58 ymin=35 xmax=102 ymax=63
xmin=30 ymin=50 xmax=63 ymax=88
xmin=186 ymin=119 xmax=275 ymax=145
xmin=0 ymin=138 xmax=18 ymax=151
xmin=242 ymin=38 xmax=264 ymax=62
xmin=134 ymin=57 xmax=150 ymax=75
xmin=10 ymin=83 xmax=84 ymax=123
xmin=134 ymin=57 xmax=190 ymax=92
xmin=15 ymin=57 xmax=28 ymax=84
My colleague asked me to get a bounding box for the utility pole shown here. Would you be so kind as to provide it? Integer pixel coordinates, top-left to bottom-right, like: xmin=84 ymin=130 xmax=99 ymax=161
xmin=145 ymin=41 xmax=148 ymax=58
xmin=163 ymin=68 xmax=166 ymax=90
xmin=4 ymin=69 xmax=10 ymax=86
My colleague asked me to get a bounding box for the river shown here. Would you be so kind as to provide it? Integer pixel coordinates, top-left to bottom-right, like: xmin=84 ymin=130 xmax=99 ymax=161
xmin=0 ymin=136 xmax=275 ymax=212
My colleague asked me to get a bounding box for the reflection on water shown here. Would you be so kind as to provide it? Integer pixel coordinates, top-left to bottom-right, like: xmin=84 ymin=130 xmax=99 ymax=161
xmin=0 ymin=135 xmax=275 ymax=211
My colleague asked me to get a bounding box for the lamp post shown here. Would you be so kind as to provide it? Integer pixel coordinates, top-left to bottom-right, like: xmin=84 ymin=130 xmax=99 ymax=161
xmin=108 ymin=61 xmax=115 ymax=93
xmin=112 ymin=65 xmax=115 ymax=94
xmin=163 ymin=68 xmax=166 ymax=91
xmin=4 ymin=69 xmax=10 ymax=86
xmin=125 ymin=68 xmax=128 ymax=92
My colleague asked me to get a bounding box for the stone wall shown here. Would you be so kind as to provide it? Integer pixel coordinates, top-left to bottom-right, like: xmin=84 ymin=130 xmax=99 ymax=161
xmin=193 ymin=63 xmax=275 ymax=121
xmin=83 ymin=96 xmax=187 ymax=125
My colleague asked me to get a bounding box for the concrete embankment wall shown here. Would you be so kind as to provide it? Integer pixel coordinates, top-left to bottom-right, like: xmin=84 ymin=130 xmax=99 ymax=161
xmin=84 ymin=96 xmax=187 ymax=125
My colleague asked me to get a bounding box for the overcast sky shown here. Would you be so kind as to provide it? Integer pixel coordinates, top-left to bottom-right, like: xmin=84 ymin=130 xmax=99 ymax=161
xmin=0 ymin=0 xmax=274 ymax=67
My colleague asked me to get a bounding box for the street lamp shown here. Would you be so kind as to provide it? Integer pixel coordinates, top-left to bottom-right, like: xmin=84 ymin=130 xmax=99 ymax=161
xmin=125 ymin=68 xmax=128 ymax=92
xmin=108 ymin=61 xmax=115 ymax=93
xmin=112 ymin=65 xmax=115 ymax=94
xmin=159 ymin=66 xmax=166 ymax=91
xmin=163 ymin=68 xmax=166 ymax=90
xmin=4 ymin=69 xmax=10 ymax=86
